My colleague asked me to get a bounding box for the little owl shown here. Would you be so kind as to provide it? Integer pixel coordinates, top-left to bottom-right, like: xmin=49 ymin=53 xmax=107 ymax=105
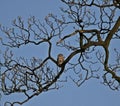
xmin=57 ymin=54 xmax=64 ymax=66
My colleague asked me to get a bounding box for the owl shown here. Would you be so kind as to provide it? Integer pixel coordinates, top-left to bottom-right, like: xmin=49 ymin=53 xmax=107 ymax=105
xmin=57 ymin=54 xmax=64 ymax=66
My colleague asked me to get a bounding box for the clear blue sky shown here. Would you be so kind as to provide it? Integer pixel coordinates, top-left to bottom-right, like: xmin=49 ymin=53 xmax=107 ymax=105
xmin=0 ymin=0 xmax=120 ymax=106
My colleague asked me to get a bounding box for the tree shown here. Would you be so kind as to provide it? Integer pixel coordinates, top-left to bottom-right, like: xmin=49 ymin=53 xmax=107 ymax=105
xmin=0 ymin=0 xmax=120 ymax=105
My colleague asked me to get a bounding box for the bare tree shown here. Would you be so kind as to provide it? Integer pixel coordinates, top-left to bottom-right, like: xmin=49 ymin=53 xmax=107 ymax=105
xmin=0 ymin=0 xmax=120 ymax=105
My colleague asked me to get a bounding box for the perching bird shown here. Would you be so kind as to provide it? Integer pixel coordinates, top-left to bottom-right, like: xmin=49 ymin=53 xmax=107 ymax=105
xmin=57 ymin=54 xmax=64 ymax=66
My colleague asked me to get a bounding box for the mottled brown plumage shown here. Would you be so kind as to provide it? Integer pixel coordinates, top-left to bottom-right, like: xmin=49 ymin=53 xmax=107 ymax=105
xmin=57 ymin=54 xmax=64 ymax=66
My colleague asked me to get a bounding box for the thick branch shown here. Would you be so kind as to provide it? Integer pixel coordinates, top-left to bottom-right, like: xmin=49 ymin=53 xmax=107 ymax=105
xmin=105 ymin=17 xmax=120 ymax=47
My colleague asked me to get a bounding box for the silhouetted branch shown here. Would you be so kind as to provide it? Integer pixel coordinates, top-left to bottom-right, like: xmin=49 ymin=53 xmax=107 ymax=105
xmin=0 ymin=0 xmax=120 ymax=105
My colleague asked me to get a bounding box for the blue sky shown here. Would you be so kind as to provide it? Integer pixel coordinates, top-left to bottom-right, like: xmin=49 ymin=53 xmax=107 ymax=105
xmin=0 ymin=0 xmax=120 ymax=106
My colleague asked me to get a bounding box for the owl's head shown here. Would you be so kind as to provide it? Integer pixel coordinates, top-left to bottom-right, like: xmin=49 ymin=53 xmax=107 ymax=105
xmin=58 ymin=54 xmax=64 ymax=57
